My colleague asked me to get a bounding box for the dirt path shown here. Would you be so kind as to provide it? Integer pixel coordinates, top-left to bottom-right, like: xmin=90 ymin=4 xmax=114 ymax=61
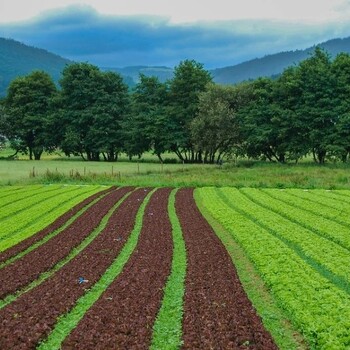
xmin=0 ymin=187 xmax=113 ymax=264
xmin=0 ymin=187 xmax=131 ymax=300
xmin=0 ymin=188 xmax=151 ymax=350
xmin=61 ymin=188 xmax=173 ymax=350
xmin=176 ymin=188 xmax=277 ymax=350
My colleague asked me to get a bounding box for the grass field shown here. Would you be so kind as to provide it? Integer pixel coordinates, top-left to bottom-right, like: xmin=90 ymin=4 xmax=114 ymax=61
xmin=1 ymin=156 xmax=350 ymax=188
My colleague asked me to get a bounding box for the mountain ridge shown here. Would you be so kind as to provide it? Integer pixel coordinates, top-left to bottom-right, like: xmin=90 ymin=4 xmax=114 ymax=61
xmin=2 ymin=35 xmax=350 ymax=96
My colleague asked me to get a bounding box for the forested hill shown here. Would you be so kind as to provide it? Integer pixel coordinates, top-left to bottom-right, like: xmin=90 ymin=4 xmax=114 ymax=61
xmin=0 ymin=38 xmax=71 ymax=97
xmin=212 ymin=36 xmax=350 ymax=84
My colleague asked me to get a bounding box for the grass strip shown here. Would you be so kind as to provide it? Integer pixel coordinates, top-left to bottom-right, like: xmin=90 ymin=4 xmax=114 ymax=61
xmin=150 ymin=189 xmax=187 ymax=350
xmin=0 ymin=189 xmax=108 ymax=269
xmin=194 ymin=189 xmax=306 ymax=350
xmin=37 ymin=188 xmax=156 ymax=350
xmin=0 ymin=189 xmax=132 ymax=310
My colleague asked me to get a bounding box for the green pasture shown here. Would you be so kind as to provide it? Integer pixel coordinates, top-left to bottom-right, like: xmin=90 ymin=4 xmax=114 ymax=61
xmin=1 ymin=156 xmax=350 ymax=188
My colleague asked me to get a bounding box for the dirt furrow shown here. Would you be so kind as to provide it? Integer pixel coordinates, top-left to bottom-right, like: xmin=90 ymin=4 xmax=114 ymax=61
xmin=176 ymin=188 xmax=277 ymax=350
xmin=0 ymin=188 xmax=150 ymax=350
xmin=0 ymin=187 xmax=131 ymax=299
xmin=61 ymin=187 xmax=173 ymax=350
xmin=0 ymin=187 xmax=113 ymax=264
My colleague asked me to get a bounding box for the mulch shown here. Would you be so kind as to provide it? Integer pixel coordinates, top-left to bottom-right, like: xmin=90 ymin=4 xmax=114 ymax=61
xmin=0 ymin=187 xmax=150 ymax=349
xmin=176 ymin=188 xmax=278 ymax=350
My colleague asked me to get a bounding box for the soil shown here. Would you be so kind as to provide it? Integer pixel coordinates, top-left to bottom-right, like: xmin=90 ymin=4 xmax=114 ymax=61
xmin=61 ymin=187 xmax=173 ymax=350
xmin=0 ymin=188 xmax=150 ymax=350
xmin=175 ymin=188 xmax=278 ymax=350
xmin=0 ymin=187 xmax=132 ymax=300
xmin=0 ymin=187 xmax=113 ymax=264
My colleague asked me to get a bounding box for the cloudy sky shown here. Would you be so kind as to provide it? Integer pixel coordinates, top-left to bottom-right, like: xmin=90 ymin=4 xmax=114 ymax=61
xmin=1 ymin=0 xmax=350 ymax=68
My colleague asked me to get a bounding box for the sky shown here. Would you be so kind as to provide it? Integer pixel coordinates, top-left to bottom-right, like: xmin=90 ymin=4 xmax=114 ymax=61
xmin=1 ymin=0 xmax=350 ymax=68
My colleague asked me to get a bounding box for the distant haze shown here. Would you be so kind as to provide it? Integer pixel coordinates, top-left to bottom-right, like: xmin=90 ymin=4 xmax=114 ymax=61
xmin=1 ymin=1 xmax=350 ymax=68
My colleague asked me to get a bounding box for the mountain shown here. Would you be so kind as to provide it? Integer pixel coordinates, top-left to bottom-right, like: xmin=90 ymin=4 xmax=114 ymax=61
xmin=103 ymin=66 xmax=174 ymax=83
xmin=0 ymin=38 xmax=72 ymax=97
xmin=211 ymin=37 xmax=350 ymax=84
xmin=2 ymin=35 xmax=350 ymax=97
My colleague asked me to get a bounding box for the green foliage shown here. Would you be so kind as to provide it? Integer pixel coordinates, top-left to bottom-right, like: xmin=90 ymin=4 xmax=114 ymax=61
xmin=0 ymin=185 xmax=103 ymax=251
xmin=191 ymin=84 xmax=242 ymax=163
xmin=150 ymin=189 xmax=186 ymax=350
xmin=37 ymin=188 xmax=156 ymax=350
xmin=4 ymin=70 xmax=57 ymax=160
xmin=125 ymin=74 xmax=170 ymax=161
xmin=58 ymin=63 xmax=130 ymax=161
xmin=199 ymin=187 xmax=350 ymax=349
xmin=167 ymin=59 xmax=212 ymax=162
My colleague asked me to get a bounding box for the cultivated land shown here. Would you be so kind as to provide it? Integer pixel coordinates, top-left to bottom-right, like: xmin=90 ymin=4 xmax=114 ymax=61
xmin=1 ymin=162 xmax=350 ymax=348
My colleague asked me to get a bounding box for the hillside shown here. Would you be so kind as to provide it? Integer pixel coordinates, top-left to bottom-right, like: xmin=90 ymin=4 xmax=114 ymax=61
xmin=211 ymin=37 xmax=350 ymax=84
xmin=102 ymin=66 xmax=174 ymax=87
xmin=2 ymin=35 xmax=350 ymax=95
xmin=0 ymin=38 xmax=71 ymax=97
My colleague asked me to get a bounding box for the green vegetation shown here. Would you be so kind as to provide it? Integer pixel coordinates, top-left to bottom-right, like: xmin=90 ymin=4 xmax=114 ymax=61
xmin=0 ymin=189 xmax=131 ymax=310
xmin=194 ymin=189 xmax=306 ymax=350
xmin=0 ymin=185 xmax=103 ymax=251
xmin=37 ymin=189 xmax=156 ymax=350
xmin=1 ymin=155 xmax=350 ymax=189
xmin=150 ymin=189 xmax=187 ymax=350
xmin=2 ymin=49 xmax=350 ymax=164
xmin=0 ymin=189 xmax=110 ymax=269
xmin=198 ymin=187 xmax=350 ymax=349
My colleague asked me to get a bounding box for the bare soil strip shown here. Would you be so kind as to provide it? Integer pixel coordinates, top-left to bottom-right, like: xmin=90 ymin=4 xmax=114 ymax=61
xmin=61 ymin=187 xmax=173 ymax=350
xmin=176 ymin=188 xmax=278 ymax=349
xmin=0 ymin=187 xmax=113 ymax=264
xmin=0 ymin=188 xmax=150 ymax=350
xmin=0 ymin=187 xmax=131 ymax=300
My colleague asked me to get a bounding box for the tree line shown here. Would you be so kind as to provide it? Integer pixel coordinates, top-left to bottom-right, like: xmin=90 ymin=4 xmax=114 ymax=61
xmin=1 ymin=47 xmax=350 ymax=163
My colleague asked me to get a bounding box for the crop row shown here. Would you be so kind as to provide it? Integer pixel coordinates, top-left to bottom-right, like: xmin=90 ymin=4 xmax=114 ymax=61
xmin=0 ymin=186 xmax=277 ymax=349
xmin=0 ymin=185 xmax=104 ymax=251
xmin=197 ymin=187 xmax=350 ymax=349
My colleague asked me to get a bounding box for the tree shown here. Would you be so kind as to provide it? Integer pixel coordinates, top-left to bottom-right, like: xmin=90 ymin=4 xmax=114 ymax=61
xmin=167 ymin=59 xmax=212 ymax=162
xmin=329 ymin=53 xmax=350 ymax=162
xmin=125 ymin=74 xmax=170 ymax=162
xmin=238 ymin=78 xmax=289 ymax=162
xmin=4 ymin=71 xmax=57 ymax=160
xmin=294 ymin=47 xmax=337 ymax=163
xmin=191 ymin=84 xmax=243 ymax=163
xmin=58 ymin=63 xmax=129 ymax=161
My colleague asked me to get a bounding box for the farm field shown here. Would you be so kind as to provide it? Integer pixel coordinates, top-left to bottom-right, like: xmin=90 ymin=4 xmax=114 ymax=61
xmin=1 ymin=185 xmax=350 ymax=349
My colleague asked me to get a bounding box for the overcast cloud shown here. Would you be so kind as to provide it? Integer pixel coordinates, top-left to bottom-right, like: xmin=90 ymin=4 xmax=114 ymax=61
xmin=1 ymin=2 xmax=350 ymax=68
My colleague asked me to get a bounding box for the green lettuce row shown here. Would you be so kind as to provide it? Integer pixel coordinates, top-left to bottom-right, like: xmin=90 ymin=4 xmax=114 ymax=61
xmin=242 ymin=189 xmax=350 ymax=252
xmin=38 ymin=188 xmax=156 ymax=350
xmin=220 ymin=188 xmax=350 ymax=293
xmin=0 ymin=185 xmax=46 ymax=207
xmin=0 ymin=188 xmax=110 ymax=269
xmin=0 ymin=186 xmax=103 ymax=251
xmin=198 ymin=187 xmax=350 ymax=350
xmin=0 ymin=185 xmax=76 ymax=221
xmin=264 ymin=188 xmax=350 ymax=226
xmin=0 ymin=186 xmax=35 ymax=198
xmin=306 ymin=189 xmax=350 ymax=202
xmin=0 ymin=189 xmax=133 ymax=310
xmin=150 ymin=189 xmax=187 ymax=350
